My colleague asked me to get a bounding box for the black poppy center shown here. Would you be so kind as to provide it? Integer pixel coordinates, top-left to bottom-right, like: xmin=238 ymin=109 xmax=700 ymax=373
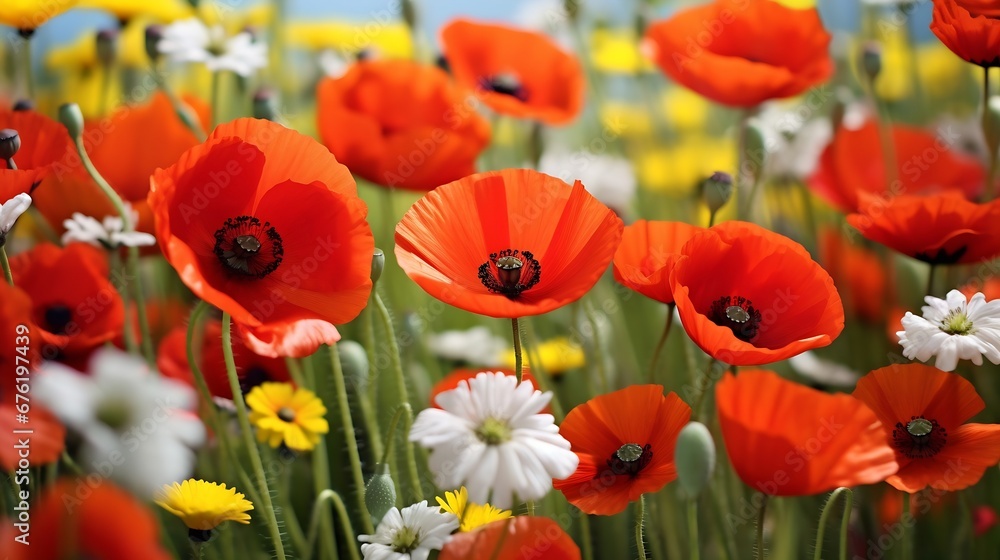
xmin=478 ymin=73 xmax=529 ymax=101
xmin=478 ymin=249 xmax=541 ymax=299
xmin=605 ymin=443 xmax=653 ymax=479
xmin=914 ymin=246 xmax=968 ymax=265
xmin=214 ymin=216 xmax=284 ymax=279
xmin=43 ymin=305 xmax=73 ymax=335
xmin=892 ymin=416 xmax=947 ymax=459
xmin=708 ymin=296 xmax=762 ymax=342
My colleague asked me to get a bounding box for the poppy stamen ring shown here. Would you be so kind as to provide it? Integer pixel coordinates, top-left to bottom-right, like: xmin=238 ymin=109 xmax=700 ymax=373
xmin=214 ymin=215 xmax=284 ymax=279
xmin=479 ymin=249 xmax=541 ymax=299
xmin=606 ymin=443 xmax=653 ymax=478
xmin=892 ymin=416 xmax=947 ymax=459
xmin=709 ymin=295 xmax=763 ymax=342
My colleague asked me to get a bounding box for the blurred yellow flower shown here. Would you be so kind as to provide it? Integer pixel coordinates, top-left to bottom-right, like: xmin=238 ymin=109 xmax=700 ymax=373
xmin=773 ymin=0 xmax=816 ymax=7
xmin=662 ymin=87 xmax=710 ymax=132
xmin=590 ymin=28 xmax=653 ymax=74
xmin=285 ymin=20 xmax=413 ymax=59
xmin=637 ymin=136 xmax=737 ymax=197
xmin=77 ymin=0 xmax=192 ymax=22
xmin=916 ymin=43 xmax=978 ymax=100
xmin=197 ymin=1 xmax=273 ymax=33
xmin=436 ymin=487 xmax=512 ymax=532
xmin=600 ymin=102 xmax=654 ymax=139
xmin=502 ymin=337 xmax=585 ymax=374
xmin=47 ymin=20 xmax=149 ymax=71
xmin=0 ymin=0 xmax=80 ymax=31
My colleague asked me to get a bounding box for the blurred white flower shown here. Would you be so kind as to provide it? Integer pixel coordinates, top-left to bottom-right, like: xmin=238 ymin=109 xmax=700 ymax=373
xmin=539 ymin=149 xmax=637 ymax=213
xmin=514 ymin=0 xmax=573 ymax=49
xmin=409 ymin=372 xmax=578 ymax=509
xmin=427 ymin=326 xmax=505 ymax=366
xmin=318 ymin=48 xmax=350 ymax=78
xmin=788 ymin=351 xmax=859 ymax=388
xmin=158 ymin=18 xmax=267 ymax=77
xmin=898 ymin=290 xmax=1000 ymax=372
xmin=0 ymin=193 xmax=31 ymax=242
xmin=752 ymin=104 xmax=832 ymax=181
xmin=358 ymin=501 xmax=458 ymax=560
xmin=62 ymin=206 xmax=156 ymax=249
xmin=34 ymin=348 xmax=205 ymax=497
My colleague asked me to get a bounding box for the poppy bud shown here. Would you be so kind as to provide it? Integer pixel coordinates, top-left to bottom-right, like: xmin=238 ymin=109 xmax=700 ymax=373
xmin=700 ymin=171 xmax=733 ymax=215
xmin=12 ymin=100 xmax=33 ymax=112
xmin=252 ymin=88 xmax=279 ymax=122
xmin=58 ymin=103 xmax=85 ymax=140
xmin=674 ymin=421 xmax=716 ymax=499
xmin=365 ymin=463 xmax=397 ymax=525
xmin=371 ymin=248 xmax=385 ymax=283
xmin=0 ymin=129 xmax=21 ymax=164
xmin=402 ymin=0 xmax=418 ymax=31
xmin=983 ymin=96 xmax=1000 ymax=163
xmin=96 ymin=29 xmax=118 ymax=67
xmin=145 ymin=25 xmax=164 ymax=62
xmin=861 ymin=42 xmax=882 ymax=83
xmin=338 ymin=340 xmax=369 ymax=391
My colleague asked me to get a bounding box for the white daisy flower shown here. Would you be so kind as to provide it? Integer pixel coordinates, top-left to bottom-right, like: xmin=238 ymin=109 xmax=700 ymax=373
xmin=409 ymin=372 xmax=578 ymax=509
xmin=788 ymin=351 xmax=859 ymax=388
xmin=539 ymin=150 xmax=637 ymax=214
xmin=897 ymin=290 xmax=1000 ymax=372
xmin=34 ymin=348 xmax=205 ymax=497
xmin=358 ymin=500 xmax=458 ymax=560
xmin=158 ymin=18 xmax=267 ymax=77
xmin=61 ymin=206 xmax=156 ymax=249
xmin=426 ymin=326 xmax=506 ymax=366
xmin=0 ymin=192 xmax=31 ymax=244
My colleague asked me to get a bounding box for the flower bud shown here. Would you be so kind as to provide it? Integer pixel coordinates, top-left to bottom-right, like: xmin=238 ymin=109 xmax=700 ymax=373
xmin=402 ymin=0 xmax=418 ymax=31
xmin=700 ymin=171 xmax=733 ymax=215
xmin=0 ymin=129 xmax=21 ymax=163
xmin=145 ymin=25 xmax=164 ymax=62
xmin=365 ymin=463 xmax=397 ymax=525
xmin=371 ymin=248 xmax=385 ymax=283
xmin=252 ymin=88 xmax=279 ymax=121
xmin=338 ymin=340 xmax=369 ymax=390
xmin=12 ymin=100 xmax=33 ymax=112
xmin=674 ymin=421 xmax=716 ymax=499
xmin=96 ymin=28 xmax=118 ymax=67
xmin=861 ymin=41 xmax=882 ymax=83
xmin=58 ymin=103 xmax=85 ymax=140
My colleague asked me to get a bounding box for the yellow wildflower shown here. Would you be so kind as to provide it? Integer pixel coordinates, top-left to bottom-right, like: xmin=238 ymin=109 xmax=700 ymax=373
xmin=285 ymin=20 xmax=413 ymax=59
xmin=436 ymin=487 xmax=512 ymax=532
xmin=247 ymin=382 xmax=329 ymax=452
xmin=0 ymin=0 xmax=80 ymax=31
xmin=502 ymin=337 xmax=585 ymax=375
xmin=155 ymin=479 xmax=253 ymax=532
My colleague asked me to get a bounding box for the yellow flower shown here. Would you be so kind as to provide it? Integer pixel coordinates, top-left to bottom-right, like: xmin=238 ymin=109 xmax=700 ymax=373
xmin=247 ymin=382 xmax=329 ymax=451
xmin=502 ymin=337 xmax=585 ymax=375
xmin=662 ymin=88 xmax=710 ymax=133
xmin=773 ymin=0 xmax=815 ymax=7
xmin=916 ymin=43 xmax=978 ymax=100
xmin=0 ymin=0 xmax=80 ymax=31
xmin=637 ymin=136 xmax=737 ymax=197
xmin=600 ymin=102 xmax=654 ymax=139
xmin=436 ymin=487 xmax=512 ymax=532
xmin=590 ymin=28 xmax=653 ymax=74
xmin=155 ymin=479 xmax=253 ymax=531
xmin=285 ymin=20 xmax=413 ymax=59
xmin=77 ymin=0 xmax=192 ymax=22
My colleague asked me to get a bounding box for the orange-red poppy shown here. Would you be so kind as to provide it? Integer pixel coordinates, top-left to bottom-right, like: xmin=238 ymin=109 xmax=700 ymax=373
xmin=554 ymin=385 xmax=690 ymax=515
xmin=149 ymin=118 xmax=374 ymax=327
xmin=974 ymin=506 xmax=999 ymax=536
xmin=961 ymin=276 xmax=1000 ymax=301
xmin=317 ymin=59 xmax=491 ymax=191
xmin=932 ymin=0 xmax=1000 ymax=67
xmin=808 ymin=120 xmax=984 ymax=213
xmin=1 ymin=106 xmax=73 ymax=200
xmin=115 ymin=297 xmax=190 ymax=350
xmin=819 ymin=228 xmax=889 ymax=323
xmin=237 ymin=317 xmax=341 ymax=358
xmin=847 ymin=191 xmax=1000 ymax=265
xmin=158 ymin=319 xmax=291 ymax=400
xmin=716 ymin=370 xmax=898 ymax=496
xmin=440 ymin=19 xmax=585 ymax=125
xmin=0 ymin=280 xmax=39 ymax=371
xmin=643 ymin=0 xmax=832 ymax=107
xmin=669 ymin=221 xmax=844 ymax=366
xmin=853 ymin=363 xmax=1000 ymax=493
xmin=439 ymin=517 xmax=580 ymax=560
xmin=395 ymin=169 xmax=623 ymax=319
xmin=613 ymin=220 xmax=703 ymax=304
xmin=9 ymin=242 xmax=124 ymax=360
xmin=0 ymin=479 xmax=171 ymax=560
xmin=0 ymin=403 xmax=64 ymax=471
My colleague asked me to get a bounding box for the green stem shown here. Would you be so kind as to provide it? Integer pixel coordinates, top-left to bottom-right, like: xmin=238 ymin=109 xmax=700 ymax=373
xmin=329 ymin=342 xmax=376 ymax=534
xmin=100 ymin=62 xmax=113 ymax=117
xmin=357 ymin=299 xmax=384 ymax=461
xmin=755 ymin=493 xmax=769 ymax=560
xmin=20 ymin=35 xmax=33 ymax=100
xmin=211 ymin=70 xmax=222 ymax=128
xmin=399 ymin=403 xmax=422 ymax=502
xmin=983 ymin=66 xmax=997 ymax=200
xmin=901 ymin=492 xmax=913 ymax=560
xmin=648 ymin=304 xmax=674 ymax=383
xmin=692 ymin=358 xmax=719 ymax=422
xmin=708 ymin=209 xmax=718 ymax=228
xmin=584 ymin=300 xmax=608 ymax=393
xmin=926 ymin=264 xmax=936 ymax=298
xmin=687 ymin=499 xmax=700 ymax=560
xmin=812 ymin=487 xmax=853 ymax=560
xmin=866 ymin=80 xmax=899 ymax=193
xmin=635 ymin=495 xmax=647 ymax=560
xmin=578 ymin=509 xmax=595 ymax=560
xmin=512 ymin=317 xmax=523 ymax=384
xmin=277 ymin=463 xmax=307 ymax=557
xmin=306 ymin=490 xmax=361 ymax=560
xmin=0 ymin=246 xmax=13 ymax=285
xmin=189 ymin=540 xmax=205 ymax=560
xmin=300 ymin=354 xmax=338 ymax=560
xmin=185 ymin=301 xmax=222 ymax=436
xmin=373 ymin=290 xmax=411 ymax=408
xmin=109 ymin=250 xmax=137 ymax=354
xmin=151 ymin=69 xmax=207 ymax=141
xmin=220 ymin=312 xmax=286 ymax=560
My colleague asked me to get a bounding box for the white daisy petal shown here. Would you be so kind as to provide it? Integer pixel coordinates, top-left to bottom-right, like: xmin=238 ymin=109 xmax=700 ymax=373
xmin=0 ymin=193 xmax=32 ymax=234
xmin=358 ymin=501 xmax=457 ymax=560
xmin=898 ymin=291 xmax=1000 ymax=372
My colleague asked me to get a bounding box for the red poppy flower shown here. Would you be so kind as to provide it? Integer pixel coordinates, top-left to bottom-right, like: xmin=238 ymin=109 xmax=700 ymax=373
xmin=317 ymin=59 xmax=491 ymax=191
xmin=0 ymin=403 xmax=64 ymax=471
xmin=961 ymin=276 xmax=1000 ymax=301
xmin=613 ymin=220 xmax=702 ymax=304
xmin=0 ymin=281 xmax=39 ymax=371
xmin=9 ymin=242 xmax=124 ymax=360
xmin=0 ymin=480 xmax=171 ymax=560
xmin=158 ymin=319 xmax=291 ymax=400
xmin=932 ymin=0 xmax=1000 ymax=67
xmin=853 ymin=363 xmax=1000 ymax=493
xmin=819 ymin=228 xmax=889 ymax=323
xmin=669 ymin=221 xmax=844 ymax=366
xmin=237 ymin=318 xmax=341 ymax=358
xmin=847 ymin=191 xmax=1000 ymax=265
xmin=974 ymin=506 xmax=999 ymax=536
xmin=149 ymin=118 xmax=374 ymax=327
xmin=441 ymin=19 xmax=585 ymax=125
xmin=395 ymin=169 xmax=623 ymax=319
xmin=554 ymin=385 xmax=690 ymax=515
xmin=115 ymin=297 xmax=190 ymax=350
xmin=1 ymin=106 xmax=73 ymax=199
xmin=808 ymin=121 xmax=984 ymax=213
xmin=643 ymin=0 xmax=832 ymax=107
xmin=717 ymin=370 xmax=898 ymax=496
xmin=440 ymin=517 xmax=580 ymax=560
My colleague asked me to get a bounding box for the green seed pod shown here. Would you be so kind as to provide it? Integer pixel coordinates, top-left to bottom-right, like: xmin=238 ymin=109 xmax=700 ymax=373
xmin=371 ymin=248 xmax=385 ymax=284
xmin=252 ymin=88 xmax=279 ymax=122
xmin=338 ymin=340 xmax=369 ymax=391
xmin=700 ymin=171 xmax=733 ymax=216
xmin=365 ymin=463 xmax=397 ymax=525
xmin=96 ymin=29 xmax=118 ymax=67
xmin=145 ymin=25 xmax=163 ymax=63
xmin=861 ymin=42 xmax=882 ymax=84
xmin=0 ymin=129 xmax=21 ymax=162
xmin=58 ymin=103 xmax=85 ymax=140
xmin=674 ymin=421 xmax=716 ymax=499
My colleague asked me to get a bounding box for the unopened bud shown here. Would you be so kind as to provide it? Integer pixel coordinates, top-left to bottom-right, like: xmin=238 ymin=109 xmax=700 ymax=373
xmin=861 ymin=42 xmax=882 ymax=83
xmin=12 ymin=100 xmax=33 ymax=112
xmin=365 ymin=464 xmax=397 ymax=525
xmin=402 ymin=0 xmax=418 ymax=30
xmin=58 ymin=103 xmax=85 ymax=140
xmin=145 ymin=25 xmax=164 ymax=62
xmin=700 ymin=171 xmax=733 ymax=215
xmin=371 ymin=248 xmax=385 ymax=283
xmin=96 ymin=28 xmax=118 ymax=67
xmin=0 ymin=129 xmax=21 ymax=163
xmin=252 ymin=88 xmax=279 ymax=121
xmin=674 ymin=421 xmax=716 ymax=499
xmin=338 ymin=340 xmax=369 ymax=390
